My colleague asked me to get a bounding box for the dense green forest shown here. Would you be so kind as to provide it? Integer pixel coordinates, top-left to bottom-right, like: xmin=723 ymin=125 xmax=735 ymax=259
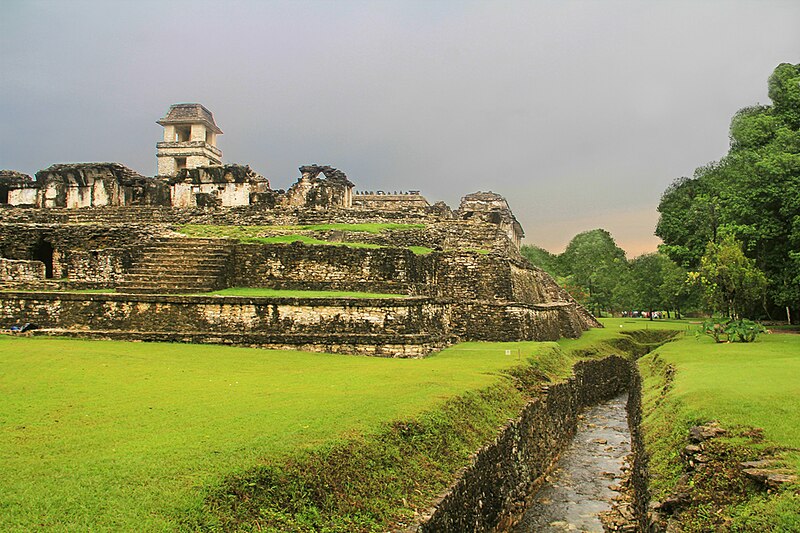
xmin=525 ymin=62 xmax=800 ymax=322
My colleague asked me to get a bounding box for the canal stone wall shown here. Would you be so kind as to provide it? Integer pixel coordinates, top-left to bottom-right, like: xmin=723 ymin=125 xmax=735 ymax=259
xmin=414 ymin=355 xmax=631 ymax=532
xmin=627 ymin=364 xmax=650 ymax=533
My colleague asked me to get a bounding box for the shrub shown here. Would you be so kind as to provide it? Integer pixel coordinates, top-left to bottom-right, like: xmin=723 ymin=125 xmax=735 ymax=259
xmin=699 ymin=319 xmax=766 ymax=343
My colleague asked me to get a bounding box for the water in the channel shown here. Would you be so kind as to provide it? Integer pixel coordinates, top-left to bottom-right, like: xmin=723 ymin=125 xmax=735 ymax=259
xmin=511 ymin=393 xmax=631 ymax=533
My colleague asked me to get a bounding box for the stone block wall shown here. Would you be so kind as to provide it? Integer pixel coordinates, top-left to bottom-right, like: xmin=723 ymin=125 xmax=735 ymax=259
xmin=0 ymin=292 xmax=454 ymax=355
xmin=422 ymin=252 xmax=514 ymax=301
xmin=449 ymin=301 xmax=587 ymax=341
xmin=65 ymin=249 xmax=128 ymax=284
xmin=0 ymin=293 xmax=439 ymax=334
xmin=0 ymin=289 xmax=595 ymax=355
xmin=0 ymin=258 xmax=45 ymax=282
xmin=0 ymin=224 xmax=156 ymax=286
xmin=227 ymin=243 xmax=425 ymax=294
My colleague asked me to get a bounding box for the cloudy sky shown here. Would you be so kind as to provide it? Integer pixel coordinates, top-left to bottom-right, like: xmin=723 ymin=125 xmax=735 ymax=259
xmin=2 ymin=0 xmax=798 ymax=255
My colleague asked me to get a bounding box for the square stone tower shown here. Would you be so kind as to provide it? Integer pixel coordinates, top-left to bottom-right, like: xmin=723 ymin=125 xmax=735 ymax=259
xmin=156 ymin=103 xmax=223 ymax=176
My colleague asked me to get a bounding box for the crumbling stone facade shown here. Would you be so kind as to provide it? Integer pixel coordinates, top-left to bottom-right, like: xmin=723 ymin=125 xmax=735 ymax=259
xmin=0 ymin=258 xmax=45 ymax=282
xmin=458 ymin=191 xmax=525 ymax=249
xmin=0 ymin=170 xmax=36 ymax=206
xmin=168 ymin=165 xmax=270 ymax=208
xmin=33 ymin=163 xmax=168 ymax=208
xmin=285 ymin=165 xmax=354 ymax=208
xmin=353 ymin=190 xmax=430 ymax=209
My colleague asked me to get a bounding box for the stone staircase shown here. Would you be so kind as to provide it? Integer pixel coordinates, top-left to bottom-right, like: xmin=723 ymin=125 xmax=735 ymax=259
xmin=116 ymin=237 xmax=233 ymax=294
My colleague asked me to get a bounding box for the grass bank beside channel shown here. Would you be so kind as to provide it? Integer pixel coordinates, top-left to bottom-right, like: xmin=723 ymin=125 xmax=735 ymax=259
xmin=638 ymin=326 xmax=800 ymax=531
xmin=0 ymin=323 xmax=669 ymax=531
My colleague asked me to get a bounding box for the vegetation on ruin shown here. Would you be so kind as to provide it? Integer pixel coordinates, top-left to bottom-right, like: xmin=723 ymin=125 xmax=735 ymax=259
xmin=178 ymin=222 xmax=425 ymax=238
xmin=0 ymin=324 xmax=663 ymax=531
xmin=177 ymin=223 xmax=434 ymax=254
xmin=207 ymin=288 xmax=408 ymax=298
xmin=297 ymin=223 xmax=426 ymax=233
xmin=639 ymin=329 xmax=800 ymax=531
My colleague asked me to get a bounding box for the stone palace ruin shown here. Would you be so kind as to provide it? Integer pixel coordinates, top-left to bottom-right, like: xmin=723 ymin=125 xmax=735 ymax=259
xmin=0 ymin=104 xmax=599 ymax=356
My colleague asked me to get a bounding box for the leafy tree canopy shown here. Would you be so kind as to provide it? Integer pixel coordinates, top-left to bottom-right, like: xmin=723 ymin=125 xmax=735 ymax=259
xmin=656 ymin=62 xmax=800 ymax=320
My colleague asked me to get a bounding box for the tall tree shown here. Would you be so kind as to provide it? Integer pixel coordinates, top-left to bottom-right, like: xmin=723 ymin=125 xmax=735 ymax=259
xmin=559 ymin=229 xmax=627 ymax=316
xmin=694 ymin=235 xmax=768 ymax=319
xmin=520 ymin=244 xmax=560 ymax=277
xmin=656 ymin=62 xmax=800 ymax=322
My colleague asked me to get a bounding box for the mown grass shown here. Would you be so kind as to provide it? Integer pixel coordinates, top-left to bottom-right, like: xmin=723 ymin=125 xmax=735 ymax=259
xmin=0 ymin=336 xmax=565 ymax=531
xmin=639 ymin=329 xmax=800 ymax=531
xmin=207 ymin=288 xmax=408 ymax=298
xmin=0 ymin=320 xmax=702 ymax=531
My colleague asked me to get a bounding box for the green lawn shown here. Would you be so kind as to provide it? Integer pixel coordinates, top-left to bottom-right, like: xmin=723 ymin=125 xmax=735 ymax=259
xmin=639 ymin=329 xmax=800 ymax=530
xmin=11 ymin=319 xmax=784 ymax=531
xmin=0 ymin=336 xmax=555 ymax=531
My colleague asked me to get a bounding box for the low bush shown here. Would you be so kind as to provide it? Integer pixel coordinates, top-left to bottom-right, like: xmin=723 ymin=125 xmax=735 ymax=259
xmin=699 ymin=319 xmax=767 ymax=343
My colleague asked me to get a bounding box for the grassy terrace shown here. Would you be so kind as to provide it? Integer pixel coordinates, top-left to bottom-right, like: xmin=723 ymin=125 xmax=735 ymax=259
xmin=177 ymin=223 xmax=436 ymax=255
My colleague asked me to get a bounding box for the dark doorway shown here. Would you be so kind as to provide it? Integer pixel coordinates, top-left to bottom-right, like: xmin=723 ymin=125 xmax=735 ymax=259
xmin=33 ymin=240 xmax=54 ymax=279
xmin=0 ymin=186 xmax=8 ymax=204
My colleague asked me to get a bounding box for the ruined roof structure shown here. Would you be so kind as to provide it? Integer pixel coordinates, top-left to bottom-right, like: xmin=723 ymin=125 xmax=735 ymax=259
xmin=35 ymin=163 xmax=147 ymax=186
xmin=0 ymin=170 xmax=33 ymax=184
xmin=286 ymin=165 xmax=355 ymax=208
xmin=0 ymin=103 xmax=600 ymax=357
xmin=156 ymin=103 xmax=223 ymax=134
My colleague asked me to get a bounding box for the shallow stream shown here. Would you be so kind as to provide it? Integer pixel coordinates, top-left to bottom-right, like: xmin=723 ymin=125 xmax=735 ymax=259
xmin=511 ymin=393 xmax=630 ymax=532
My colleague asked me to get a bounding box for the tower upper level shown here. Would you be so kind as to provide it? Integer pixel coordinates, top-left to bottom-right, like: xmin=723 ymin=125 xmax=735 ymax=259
xmin=156 ymin=103 xmax=223 ymax=176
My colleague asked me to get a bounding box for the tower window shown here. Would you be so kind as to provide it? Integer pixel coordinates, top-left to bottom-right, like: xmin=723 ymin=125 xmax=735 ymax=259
xmin=175 ymin=126 xmax=191 ymax=142
xmin=175 ymin=157 xmax=187 ymax=170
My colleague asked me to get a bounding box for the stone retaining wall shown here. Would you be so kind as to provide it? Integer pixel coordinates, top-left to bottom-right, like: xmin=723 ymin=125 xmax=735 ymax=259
xmin=0 ymin=292 xmax=447 ymax=334
xmin=0 ymin=258 xmax=44 ymax=282
xmin=414 ymin=355 xmax=631 ymax=532
xmin=450 ymin=301 xmax=587 ymax=341
xmin=0 ymin=292 xmax=593 ymax=355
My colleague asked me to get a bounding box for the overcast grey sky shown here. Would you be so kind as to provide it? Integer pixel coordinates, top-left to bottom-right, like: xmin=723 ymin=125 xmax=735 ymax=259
xmin=1 ymin=0 xmax=798 ymax=255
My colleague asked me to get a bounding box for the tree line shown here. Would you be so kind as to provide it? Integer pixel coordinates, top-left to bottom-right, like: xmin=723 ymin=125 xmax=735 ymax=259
xmin=523 ymin=62 xmax=800 ymax=323
xmin=522 ymin=230 xmax=696 ymax=319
